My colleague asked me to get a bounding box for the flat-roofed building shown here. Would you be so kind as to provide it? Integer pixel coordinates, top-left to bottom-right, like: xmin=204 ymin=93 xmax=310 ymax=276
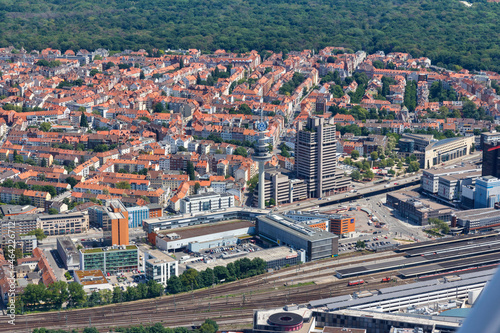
xmin=0 ymin=214 xmax=38 ymax=246
xmin=422 ymin=165 xmax=481 ymax=194
xmin=256 ymin=214 xmax=338 ymax=261
xmin=56 ymin=236 xmax=80 ymax=270
xmin=144 ymin=249 xmax=178 ymax=286
xmin=155 ymin=220 xmax=255 ymax=252
xmin=452 ymin=208 xmax=500 ymax=233
xmin=180 ymin=192 xmax=235 ymax=214
xmin=386 ymin=191 xmax=453 ymax=226
xmin=329 ymin=214 xmax=356 ymax=236
xmin=252 ymin=170 xmax=308 ymax=207
xmin=79 ymin=245 xmax=138 ymax=274
xmin=37 ymin=211 xmax=89 ymax=236
xmin=74 ymin=269 xmax=112 ymax=292
xmin=423 ymin=136 xmax=474 ymax=169
xmin=18 ymin=235 xmax=37 ymax=254
xmin=437 ymin=171 xmax=480 ymax=201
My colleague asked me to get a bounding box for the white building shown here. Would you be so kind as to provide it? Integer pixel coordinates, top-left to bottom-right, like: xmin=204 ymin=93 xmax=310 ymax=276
xmin=144 ymin=249 xmax=178 ymax=286
xmin=179 ymin=192 xmax=235 ymax=214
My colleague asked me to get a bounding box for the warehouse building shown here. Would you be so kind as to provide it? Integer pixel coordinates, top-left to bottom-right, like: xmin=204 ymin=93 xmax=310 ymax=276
xmin=154 ymin=220 xmax=255 ymax=252
xmin=142 ymin=207 xmax=266 ymax=234
xmin=256 ymin=214 xmax=338 ymax=261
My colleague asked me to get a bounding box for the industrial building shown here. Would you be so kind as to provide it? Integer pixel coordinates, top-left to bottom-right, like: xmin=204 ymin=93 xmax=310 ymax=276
xmin=386 ymin=191 xmax=453 ymax=226
xmin=296 ymin=117 xmax=350 ymax=198
xmin=56 ymin=236 xmax=80 ymax=270
xmin=179 ymin=192 xmax=235 ymax=214
xmin=154 ymin=220 xmax=255 ymax=252
xmin=256 ymin=214 xmax=338 ymax=261
xmin=79 ymin=245 xmax=138 ymax=274
xmin=144 ymin=249 xmax=178 ymax=286
xmin=142 ymin=207 xmax=267 ymax=234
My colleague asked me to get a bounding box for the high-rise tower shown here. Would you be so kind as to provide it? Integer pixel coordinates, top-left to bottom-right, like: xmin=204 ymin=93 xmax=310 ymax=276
xmin=296 ymin=117 xmax=349 ymax=198
xmin=252 ymin=121 xmax=272 ymax=209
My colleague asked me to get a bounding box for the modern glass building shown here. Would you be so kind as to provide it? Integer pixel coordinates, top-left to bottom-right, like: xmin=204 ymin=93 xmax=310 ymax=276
xmin=80 ymin=245 xmax=138 ymax=274
xmin=127 ymin=206 xmax=149 ymax=228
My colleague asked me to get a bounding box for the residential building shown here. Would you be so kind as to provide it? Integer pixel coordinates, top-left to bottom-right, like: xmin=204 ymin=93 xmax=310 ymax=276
xmin=18 ymin=235 xmax=37 ymax=254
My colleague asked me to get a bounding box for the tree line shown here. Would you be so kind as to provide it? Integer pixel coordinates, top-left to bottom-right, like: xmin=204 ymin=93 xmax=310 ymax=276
xmin=166 ymin=257 xmax=266 ymax=294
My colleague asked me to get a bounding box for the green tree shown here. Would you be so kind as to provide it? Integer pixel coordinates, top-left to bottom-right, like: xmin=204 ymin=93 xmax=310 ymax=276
xmin=234 ymin=146 xmax=248 ymax=157
xmin=116 ymin=181 xmax=131 ymax=189
xmin=40 ymin=158 xmax=47 ymax=167
xmin=186 ymin=161 xmax=195 ymax=180
xmin=26 ymin=228 xmax=47 ymax=241
xmin=350 ymin=150 xmax=359 ymax=160
xmin=351 ymin=170 xmax=361 ymax=181
xmin=356 ymin=240 xmax=366 ymax=249
xmin=68 ymin=282 xmax=86 ymax=308
xmin=48 ymin=208 xmax=58 ymax=215
xmin=64 ymin=176 xmax=79 ymax=188
xmin=80 ymin=112 xmax=89 ymax=128
xmin=39 ymin=122 xmax=51 ymax=132
xmin=194 ymin=182 xmax=201 ymax=193
xmin=364 ymin=169 xmax=374 ymax=180
xmin=370 ymin=151 xmax=378 ymax=161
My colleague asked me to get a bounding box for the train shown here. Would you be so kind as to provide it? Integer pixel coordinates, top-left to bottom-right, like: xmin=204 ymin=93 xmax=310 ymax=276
xmin=381 ymin=277 xmax=392 ymax=283
xmin=347 ymin=279 xmax=364 ymax=286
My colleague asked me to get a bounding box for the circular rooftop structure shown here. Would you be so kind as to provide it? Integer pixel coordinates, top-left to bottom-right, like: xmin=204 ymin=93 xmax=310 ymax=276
xmin=268 ymin=312 xmax=304 ymax=331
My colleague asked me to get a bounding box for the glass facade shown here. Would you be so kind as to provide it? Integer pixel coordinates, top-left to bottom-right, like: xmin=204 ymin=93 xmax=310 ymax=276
xmin=81 ymin=247 xmax=138 ymax=273
xmin=127 ymin=206 xmax=149 ymax=228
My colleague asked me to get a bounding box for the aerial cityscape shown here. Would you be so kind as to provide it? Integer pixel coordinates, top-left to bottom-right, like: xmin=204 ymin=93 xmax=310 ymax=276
xmin=0 ymin=3 xmax=500 ymax=332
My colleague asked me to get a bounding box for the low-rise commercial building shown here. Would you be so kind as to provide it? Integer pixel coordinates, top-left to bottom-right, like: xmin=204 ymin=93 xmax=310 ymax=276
xmin=155 ymin=220 xmax=255 ymax=252
xmin=179 ymin=192 xmax=235 ymax=214
xmin=79 ymin=245 xmax=138 ymax=274
xmin=329 ymin=214 xmax=356 ymax=236
xmin=256 ymin=214 xmax=338 ymax=261
xmin=74 ymin=269 xmax=112 ymax=292
xmin=421 ymin=166 xmax=481 ymax=194
xmin=474 ymin=176 xmax=500 ymax=209
xmin=423 ymin=136 xmax=475 ymax=169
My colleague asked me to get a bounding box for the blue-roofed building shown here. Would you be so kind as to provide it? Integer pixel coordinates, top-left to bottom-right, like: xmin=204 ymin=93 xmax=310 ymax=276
xmin=127 ymin=205 xmax=149 ymax=228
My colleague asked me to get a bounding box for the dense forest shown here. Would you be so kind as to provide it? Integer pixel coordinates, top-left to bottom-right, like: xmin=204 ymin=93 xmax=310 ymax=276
xmin=0 ymin=0 xmax=499 ymax=72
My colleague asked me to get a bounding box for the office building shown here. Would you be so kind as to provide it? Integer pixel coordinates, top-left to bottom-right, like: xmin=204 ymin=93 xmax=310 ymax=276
xmin=296 ymin=117 xmax=349 ymax=198
xmin=79 ymin=245 xmax=138 ymax=274
xmin=37 ymin=211 xmax=89 ymax=236
xmin=256 ymin=214 xmax=338 ymax=261
xmin=480 ymin=132 xmax=500 ymax=150
xmin=452 ymin=208 xmax=500 ymax=234
xmin=421 ymin=166 xmax=481 ymax=194
xmin=437 ymin=171 xmax=480 ymax=202
xmin=252 ymin=170 xmax=308 ymax=207
xmin=179 ymin=192 xmax=235 ymax=214
xmin=423 ymin=136 xmax=474 ymax=169
xmin=126 ymin=205 xmax=149 ymax=228
xmin=56 ymin=236 xmax=80 ymax=270
xmin=144 ymin=249 xmax=178 ymax=286
xmin=386 ymin=191 xmax=453 ymax=226
xmin=329 ymin=214 xmax=356 ymax=236
xmin=482 ymin=141 xmax=500 ymax=178
xmin=401 ymin=133 xmax=434 ymax=152
xmin=90 ymin=200 xmax=129 ymax=245
xmin=474 ymin=176 xmax=500 ymax=209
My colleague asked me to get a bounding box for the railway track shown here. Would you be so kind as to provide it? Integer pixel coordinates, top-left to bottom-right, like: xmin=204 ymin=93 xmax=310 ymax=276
xmin=3 ymin=268 xmax=404 ymax=333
